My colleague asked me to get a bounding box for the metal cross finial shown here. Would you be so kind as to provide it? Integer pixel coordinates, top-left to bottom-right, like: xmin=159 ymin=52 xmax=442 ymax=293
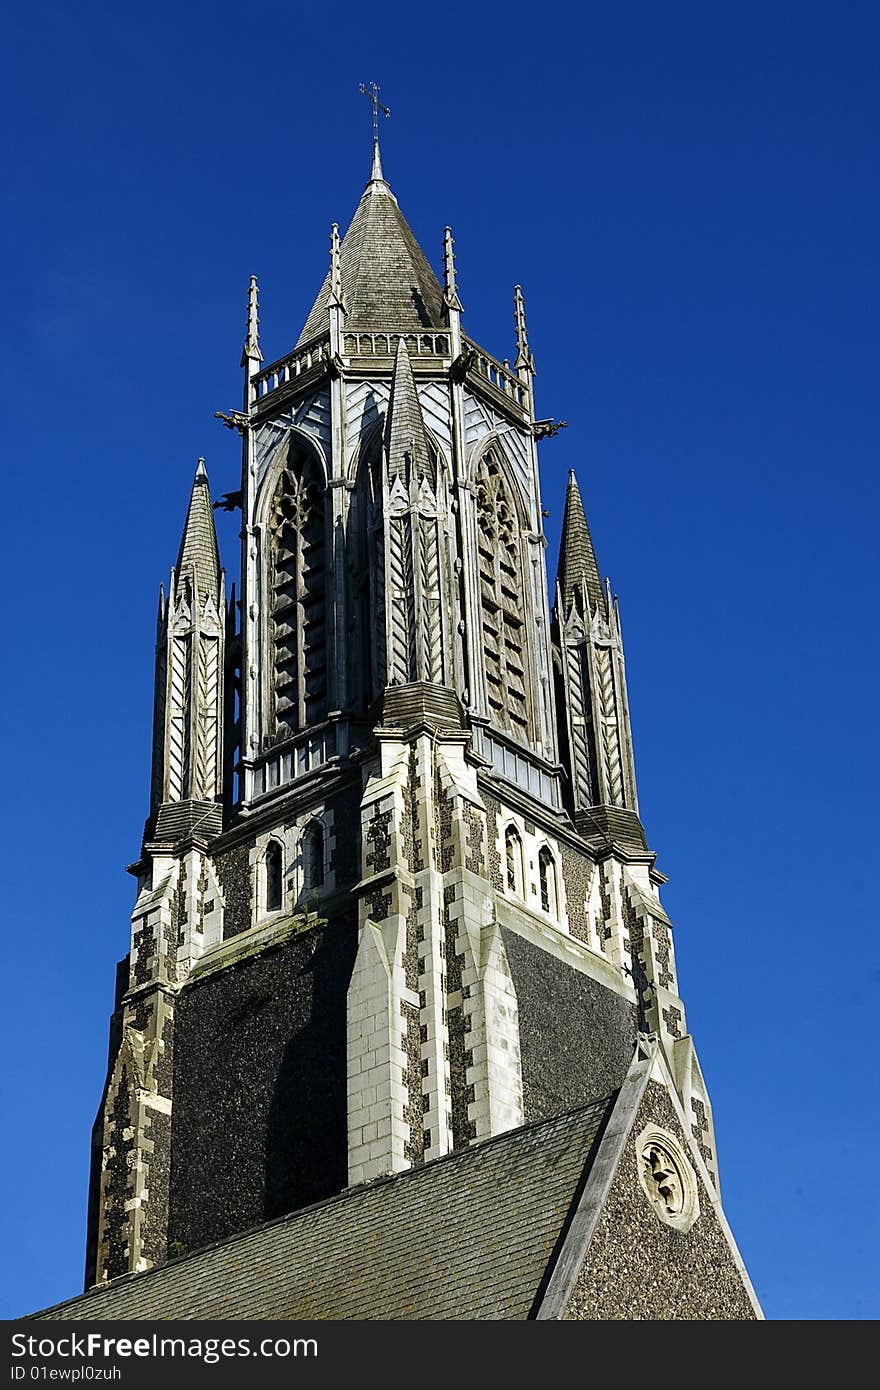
xmin=359 ymin=81 xmax=391 ymax=142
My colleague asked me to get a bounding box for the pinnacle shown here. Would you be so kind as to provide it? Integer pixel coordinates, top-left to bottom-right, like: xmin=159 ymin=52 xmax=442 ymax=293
xmin=176 ymin=461 xmax=220 ymax=599
xmin=557 ymin=471 xmax=604 ymax=616
xmin=369 ymin=137 xmax=384 ymax=185
xmin=385 ymin=337 xmax=430 ymax=480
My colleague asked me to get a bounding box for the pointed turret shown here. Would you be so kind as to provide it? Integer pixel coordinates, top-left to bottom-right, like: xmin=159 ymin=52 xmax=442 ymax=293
xmin=554 ymin=470 xmax=641 ymax=839
xmin=148 ymin=461 xmax=226 ymax=843
xmin=296 ymin=151 xmax=444 ymax=346
xmin=175 ymin=459 xmax=221 ymax=602
xmin=556 ymin=470 xmax=604 ymax=617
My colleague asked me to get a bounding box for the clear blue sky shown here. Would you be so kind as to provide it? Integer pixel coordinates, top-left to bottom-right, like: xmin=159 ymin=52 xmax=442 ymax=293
xmin=1 ymin=1 xmax=877 ymax=1321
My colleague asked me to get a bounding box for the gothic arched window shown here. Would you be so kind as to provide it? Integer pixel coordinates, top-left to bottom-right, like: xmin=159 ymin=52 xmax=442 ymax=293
xmin=265 ymin=841 xmax=283 ymax=912
xmin=268 ymin=439 xmax=327 ymax=738
xmin=475 ymin=450 xmax=530 ymax=742
xmin=539 ymin=846 xmax=558 ymax=918
xmin=505 ymin=825 xmax=524 ymax=897
xmin=301 ymin=820 xmax=325 ymax=893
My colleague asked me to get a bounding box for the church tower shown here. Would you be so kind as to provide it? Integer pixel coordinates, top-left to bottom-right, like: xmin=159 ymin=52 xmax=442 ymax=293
xmin=76 ymin=119 xmax=758 ymax=1319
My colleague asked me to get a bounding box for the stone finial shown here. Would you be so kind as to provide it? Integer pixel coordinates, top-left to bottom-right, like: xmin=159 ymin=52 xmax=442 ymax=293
xmin=240 ymin=275 xmax=262 ymax=368
xmin=514 ymin=284 xmax=535 ymax=374
xmin=443 ymin=226 xmax=463 ymax=313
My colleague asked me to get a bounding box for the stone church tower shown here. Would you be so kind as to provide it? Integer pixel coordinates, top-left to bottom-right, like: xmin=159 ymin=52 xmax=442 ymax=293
xmin=69 ymin=130 xmax=760 ymax=1321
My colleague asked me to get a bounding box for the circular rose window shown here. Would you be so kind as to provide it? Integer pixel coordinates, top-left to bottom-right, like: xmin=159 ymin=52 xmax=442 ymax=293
xmin=636 ymin=1125 xmax=700 ymax=1233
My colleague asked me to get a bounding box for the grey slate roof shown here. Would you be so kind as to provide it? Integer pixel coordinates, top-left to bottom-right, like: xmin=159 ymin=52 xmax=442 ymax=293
xmin=175 ymin=461 xmax=220 ymax=599
xmin=296 ymin=168 xmax=445 ymax=347
xmin=556 ymin=470 xmax=604 ymax=616
xmin=33 ymin=1097 xmax=614 ymax=1322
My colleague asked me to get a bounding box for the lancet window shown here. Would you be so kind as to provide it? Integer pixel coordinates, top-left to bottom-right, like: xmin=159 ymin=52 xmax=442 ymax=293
xmin=301 ymin=820 xmax=325 ymax=893
xmin=538 ymin=846 xmax=558 ymax=919
xmin=505 ymin=825 xmax=524 ymax=897
xmin=265 ymin=841 xmax=283 ymax=912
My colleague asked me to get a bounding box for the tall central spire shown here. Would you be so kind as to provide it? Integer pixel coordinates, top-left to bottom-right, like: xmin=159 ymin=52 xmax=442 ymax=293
xmin=295 ymin=103 xmax=444 ymax=346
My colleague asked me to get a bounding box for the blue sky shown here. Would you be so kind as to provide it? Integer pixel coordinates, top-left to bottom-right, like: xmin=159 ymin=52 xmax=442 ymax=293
xmin=1 ymin=1 xmax=878 ymax=1320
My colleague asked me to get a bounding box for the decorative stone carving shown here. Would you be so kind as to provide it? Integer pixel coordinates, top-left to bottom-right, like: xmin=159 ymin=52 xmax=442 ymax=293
xmin=636 ymin=1125 xmax=700 ymax=1233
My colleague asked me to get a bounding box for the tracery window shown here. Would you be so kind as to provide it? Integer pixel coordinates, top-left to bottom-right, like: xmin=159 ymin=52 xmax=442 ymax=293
xmin=475 ymin=450 xmax=530 ymax=741
xmin=268 ymin=440 xmax=327 ymax=738
xmin=505 ymin=825 xmax=524 ymax=897
xmin=539 ymin=846 xmax=558 ymax=918
xmin=265 ymin=841 xmax=283 ymax=912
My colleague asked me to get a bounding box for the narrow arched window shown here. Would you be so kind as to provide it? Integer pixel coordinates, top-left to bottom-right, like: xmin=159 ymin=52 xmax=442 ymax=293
xmin=539 ymin=847 xmax=558 ymax=918
xmin=268 ymin=439 xmax=327 ymax=737
xmin=475 ymin=449 xmax=530 ymax=742
xmin=505 ymin=826 xmax=523 ymax=897
xmin=265 ymin=842 xmax=283 ymax=912
xmin=301 ymin=821 xmax=325 ymax=892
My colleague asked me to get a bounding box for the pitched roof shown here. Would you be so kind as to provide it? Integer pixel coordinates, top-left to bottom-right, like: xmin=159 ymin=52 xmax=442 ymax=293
xmin=32 ymin=1097 xmax=614 ymax=1322
xmin=175 ymin=460 xmax=220 ymax=599
xmin=556 ymin=470 xmax=604 ymax=616
xmin=296 ymin=164 xmax=445 ymax=347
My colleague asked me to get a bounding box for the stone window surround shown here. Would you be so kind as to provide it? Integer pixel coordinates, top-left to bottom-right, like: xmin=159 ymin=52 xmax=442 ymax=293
xmin=635 ymin=1123 xmax=700 ymax=1234
xmin=253 ymin=810 xmax=336 ymax=924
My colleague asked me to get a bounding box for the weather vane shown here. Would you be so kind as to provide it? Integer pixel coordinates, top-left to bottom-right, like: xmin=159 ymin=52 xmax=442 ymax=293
xmin=359 ymin=81 xmax=391 ymax=142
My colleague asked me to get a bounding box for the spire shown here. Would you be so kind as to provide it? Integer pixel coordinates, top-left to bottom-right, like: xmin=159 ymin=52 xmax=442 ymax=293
xmin=442 ymin=227 xmax=462 ymax=313
xmin=240 ymin=275 xmax=262 ymax=368
xmin=385 ymin=337 xmax=430 ymax=480
xmin=514 ymin=285 xmax=535 ymax=374
xmin=296 ymin=155 xmax=443 ymax=347
xmin=556 ymin=471 xmax=604 ymax=616
xmin=176 ymin=459 xmax=221 ymax=599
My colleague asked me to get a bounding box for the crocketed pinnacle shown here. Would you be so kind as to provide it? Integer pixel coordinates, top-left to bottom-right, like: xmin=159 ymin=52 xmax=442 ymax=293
xmin=240 ymin=275 xmax=262 ymax=367
xmin=385 ymin=337 xmax=430 ymax=481
xmin=556 ymin=470 xmax=604 ymax=616
xmin=175 ymin=460 xmax=221 ymax=599
xmin=296 ymin=153 xmax=444 ymax=346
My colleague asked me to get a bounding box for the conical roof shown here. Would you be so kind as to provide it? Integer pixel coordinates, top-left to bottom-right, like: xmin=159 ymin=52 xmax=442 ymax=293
xmin=175 ymin=460 xmax=220 ymax=599
xmin=296 ymin=155 xmax=444 ymax=346
xmin=556 ymin=471 xmax=604 ymax=615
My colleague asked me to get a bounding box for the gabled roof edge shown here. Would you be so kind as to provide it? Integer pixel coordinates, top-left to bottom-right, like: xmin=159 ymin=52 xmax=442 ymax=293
xmin=533 ymin=1042 xmax=654 ymax=1320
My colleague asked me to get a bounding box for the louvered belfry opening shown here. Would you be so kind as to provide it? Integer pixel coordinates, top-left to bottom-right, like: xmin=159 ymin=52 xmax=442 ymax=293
xmin=476 ymin=449 xmax=530 ymax=742
xmin=354 ymin=444 xmax=384 ymax=707
xmin=268 ymin=439 xmax=327 ymax=738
